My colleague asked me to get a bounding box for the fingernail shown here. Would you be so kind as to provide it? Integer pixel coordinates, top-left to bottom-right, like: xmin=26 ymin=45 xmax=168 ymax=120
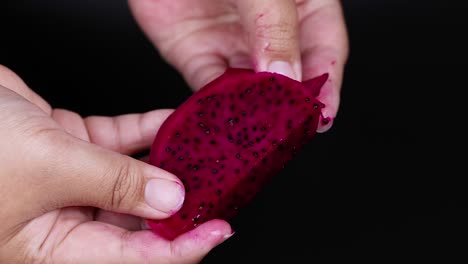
xmin=268 ymin=61 xmax=295 ymax=80
xmin=210 ymin=230 xmax=236 ymax=245
xmin=145 ymin=179 xmax=185 ymax=213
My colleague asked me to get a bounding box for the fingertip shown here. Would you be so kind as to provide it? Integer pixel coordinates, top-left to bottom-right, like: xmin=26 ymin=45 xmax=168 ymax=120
xmin=173 ymin=219 xmax=233 ymax=248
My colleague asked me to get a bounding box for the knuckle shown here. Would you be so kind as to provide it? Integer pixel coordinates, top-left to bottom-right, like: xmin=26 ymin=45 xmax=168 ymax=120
xmin=108 ymin=160 xmax=144 ymax=210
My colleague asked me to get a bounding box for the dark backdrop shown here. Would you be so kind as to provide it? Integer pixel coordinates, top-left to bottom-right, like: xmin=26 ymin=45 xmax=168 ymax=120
xmin=1 ymin=0 xmax=466 ymax=263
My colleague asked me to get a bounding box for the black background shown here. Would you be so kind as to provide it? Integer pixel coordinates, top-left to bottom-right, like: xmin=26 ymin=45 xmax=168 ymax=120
xmin=1 ymin=0 xmax=466 ymax=263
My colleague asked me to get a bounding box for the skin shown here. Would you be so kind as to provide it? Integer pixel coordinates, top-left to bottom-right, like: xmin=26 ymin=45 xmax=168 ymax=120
xmin=0 ymin=0 xmax=348 ymax=263
xmin=129 ymin=0 xmax=349 ymax=132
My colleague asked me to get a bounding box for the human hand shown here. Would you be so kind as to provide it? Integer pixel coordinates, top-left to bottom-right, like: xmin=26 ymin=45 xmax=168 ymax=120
xmin=129 ymin=0 xmax=349 ymax=132
xmin=0 ymin=65 xmax=232 ymax=263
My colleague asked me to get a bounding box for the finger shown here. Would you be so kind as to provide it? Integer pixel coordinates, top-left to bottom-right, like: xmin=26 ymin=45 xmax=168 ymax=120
xmin=0 ymin=64 xmax=52 ymax=114
xmin=298 ymin=0 xmax=349 ymax=132
xmin=237 ymin=0 xmax=301 ymax=80
xmin=83 ymin=109 xmax=174 ymax=155
xmin=24 ymin=130 xmax=185 ymax=221
xmin=52 ymin=219 xmax=232 ymax=263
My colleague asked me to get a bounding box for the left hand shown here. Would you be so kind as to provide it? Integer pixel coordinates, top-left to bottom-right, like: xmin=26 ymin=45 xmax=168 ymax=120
xmin=129 ymin=0 xmax=349 ymax=132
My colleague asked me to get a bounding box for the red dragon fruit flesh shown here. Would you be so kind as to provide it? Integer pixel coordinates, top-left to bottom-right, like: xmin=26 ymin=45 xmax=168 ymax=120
xmin=147 ymin=68 xmax=328 ymax=240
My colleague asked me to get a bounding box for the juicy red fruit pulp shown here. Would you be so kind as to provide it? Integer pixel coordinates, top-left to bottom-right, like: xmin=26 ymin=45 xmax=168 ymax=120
xmin=147 ymin=68 xmax=327 ymax=240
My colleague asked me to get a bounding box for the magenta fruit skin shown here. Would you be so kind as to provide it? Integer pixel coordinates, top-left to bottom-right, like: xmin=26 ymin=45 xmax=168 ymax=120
xmin=147 ymin=68 xmax=328 ymax=240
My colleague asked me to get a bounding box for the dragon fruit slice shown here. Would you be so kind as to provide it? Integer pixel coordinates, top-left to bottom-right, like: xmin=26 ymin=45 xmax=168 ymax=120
xmin=147 ymin=68 xmax=328 ymax=240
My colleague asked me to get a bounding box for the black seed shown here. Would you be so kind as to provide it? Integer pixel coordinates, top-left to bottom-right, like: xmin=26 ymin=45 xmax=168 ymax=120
xmin=239 ymin=93 xmax=244 ymax=99
xmin=159 ymin=162 xmax=165 ymax=168
xmin=216 ymin=189 xmax=222 ymax=195
xmin=253 ymin=152 xmax=259 ymax=157
xmin=230 ymin=104 xmax=235 ymax=111
xmin=248 ymin=141 xmax=254 ymax=146
xmin=198 ymin=122 xmax=205 ymax=128
xmin=212 ymin=95 xmax=217 ymax=99
xmin=165 ymin=147 xmax=171 ymax=152
xmin=199 ymin=159 xmax=204 ymax=163
xmin=210 ymin=140 xmax=217 ymax=145
xmin=181 ymin=214 xmax=188 ymax=219
xmin=269 ymin=77 xmax=275 ymax=82
xmin=313 ymin=103 xmax=319 ymax=109
xmin=209 ymin=203 xmax=214 ymax=208
xmin=228 ymin=119 xmax=234 ymax=126
xmin=212 ymin=169 xmax=218 ymax=174
xmin=192 ymin=215 xmax=200 ymax=222
xmin=199 ymin=202 xmax=205 ymax=208
xmin=228 ymin=135 xmax=234 ymax=142
xmin=276 ymin=85 xmax=282 ymax=90
xmin=289 ymin=99 xmax=295 ymax=104
xmin=244 ymin=135 xmax=249 ymax=140
xmin=261 ymin=127 xmax=266 ymax=131
xmin=236 ymin=153 xmax=242 ymax=159
xmin=194 ymin=137 xmax=200 ymax=143
xmin=253 ymin=126 xmax=257 ymax=131
xmin=193 ymin=165 xmax=199 ymax=170
xmin=178 ymin=156 xmax=184 ymax=161
xmin=260 ymin=91 xmax=266 ymax=96
xmin=187 ymin=164 xmax=192 ymax=170
xmin=198 ymin=99 xmax=203 ymax=104
xmin=198 ymin=112 xmax=204 ymax=117
xmin=245 ymin=88 xmax=251 ymax=94
xmin=205 ymin=129 xmax=211 ymax=134
xmin=305 ymin=97 xmax=310 ymax=102
xmin=234 ymin=169 xmax=240 ymax=174
xmin=172 ymin=151 xmax=177 ymax=155
xmin=237 ymin=139 xmax=242 ymax=145
xmin=241 ymin=111 xmax=247 ymax=116
xmin=214 ymin=127 xmax=220 ymax=131
xmin=175 ymin=132 xmax=181 ymax=137
xmin=234 ymin=117 xmax=240 ymax=123
xmin=256 ymin=137 xmax=261 ymax=143
xmin=217 ymin=176 xmax=225 ymax=182
xmin=184 ymin=139 xmax=190 ymax=144
xmin=206 ymin=96 xmax=211 ymax=102
xmin=272 ymin=140 xmax=278 ymax=146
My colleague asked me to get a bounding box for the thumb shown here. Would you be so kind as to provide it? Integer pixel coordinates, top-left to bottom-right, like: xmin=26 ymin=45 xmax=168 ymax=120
xmin=35 ymin=130 xmax=185 ymax=220
xmin=237 ymin=0 xmax=301 ymax=80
